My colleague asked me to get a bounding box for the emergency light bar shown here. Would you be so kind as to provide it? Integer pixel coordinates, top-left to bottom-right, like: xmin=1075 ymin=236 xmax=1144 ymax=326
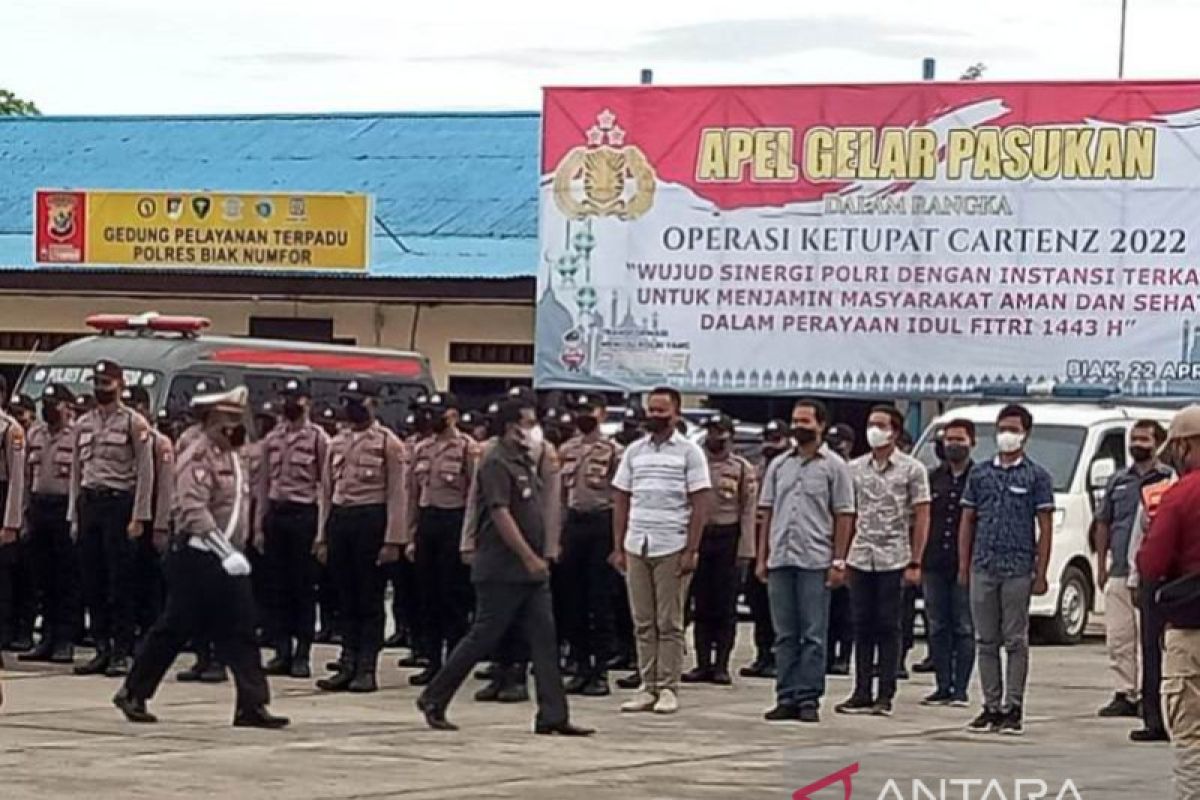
xmin=86 ymin=312 xmax=211 ymax=337
xmin=976 ymin=381 xmax=1121 ymax=399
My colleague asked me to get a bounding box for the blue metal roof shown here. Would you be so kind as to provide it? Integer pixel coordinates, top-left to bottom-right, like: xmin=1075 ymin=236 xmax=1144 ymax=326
xmin=0 ymin=112 xmax=540 ymax=278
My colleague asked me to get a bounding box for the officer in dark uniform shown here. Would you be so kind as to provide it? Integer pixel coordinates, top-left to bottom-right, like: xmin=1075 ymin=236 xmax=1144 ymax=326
xmin=69 ymin=360 xmax=155 ymax=677
xmin=741 ymin=419 xmax=788 ymax=679
xmin=417 ymin=397 xmax=592 ymax=736
xmin=19 ymin=383 xmax=78 ymax=664
xmin=113 ymin=386 xmax=288 ymax=729
xmin=0 ymin=376 xmax=27 ymax=664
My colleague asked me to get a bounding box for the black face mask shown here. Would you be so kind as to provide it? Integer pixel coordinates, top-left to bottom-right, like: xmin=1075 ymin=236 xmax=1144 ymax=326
xmin=283 ymin=400 xmax=304 ymax=421
xmin=222 ymin=424 xmax=247 ymax=448
xmin=944 ymin=443 xmax=971 ymax=464
xmin=1130 ymin=445 xmax=1155 ymax=464
xmin=705 ymin=435 xmax=729 ymax=453
xmin=644 ymin=416 xmax=670 ymax=435
xmin=94 ymin=388 xmax=117 ymax=405
xmin=576 ymin=415 xmax=599 ymax=435
xmin=432 ymin=416 xmax=449 ymax=434
xmin=345 ymin=402 xmax=371 ymax=426
xmin=792 ymin=426 xmax=819 ymax=446
xmin=42 ymin=404 xmax=62 ymax=425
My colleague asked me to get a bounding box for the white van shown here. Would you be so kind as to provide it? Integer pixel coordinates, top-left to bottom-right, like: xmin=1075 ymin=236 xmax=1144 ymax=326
xmin=915 ymin=402 xmax=1176 ymax=644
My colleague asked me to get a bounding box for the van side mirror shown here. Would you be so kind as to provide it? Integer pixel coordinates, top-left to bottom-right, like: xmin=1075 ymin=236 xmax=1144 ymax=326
xmin=1089 ymin=457 xmax=1117 ymax=490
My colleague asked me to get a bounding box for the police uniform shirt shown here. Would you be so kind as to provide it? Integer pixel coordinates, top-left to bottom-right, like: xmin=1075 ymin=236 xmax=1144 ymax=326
xmin=321 ymin=422 xmax=408 ymax=545
xmin=69 ymin=404 xmax=154 ymax=524
xmin=150 ymin=429 xmax=176 ymax=532
xmin=410 ymin=429 xmax=478 ymax=511
xmin=174 ymin=432 xmax=248 ymax=541
xmin=705 ymin=449 xmax=758 ymax=559
xmin=256 ymin=419 xmax=329 ymax=540
xmin=176 ymin=423 xmax=204 ymax=456
xmin=0 ymin=409 xmax=27 ymax=530
xmin=473 ymin=438 xmax=546 ymax=584
xmin=26 ymin=420 xmax=74 ymax=498
xmin=559 ymin=433 xmax=622 ymax=513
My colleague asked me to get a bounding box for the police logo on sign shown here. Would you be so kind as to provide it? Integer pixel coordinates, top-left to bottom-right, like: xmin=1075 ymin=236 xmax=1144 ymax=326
xmin=166 ymin=196 xmax=184 ymax=220
xmin=192 ymin=197 xmax=212 ymax=220
xmin=255 ymin=199 xmax=274 ymax=220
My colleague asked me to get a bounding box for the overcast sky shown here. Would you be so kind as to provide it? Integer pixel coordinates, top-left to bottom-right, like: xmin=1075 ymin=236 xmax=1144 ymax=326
xmin=3 ymin=0 xmax=1195 ymax=115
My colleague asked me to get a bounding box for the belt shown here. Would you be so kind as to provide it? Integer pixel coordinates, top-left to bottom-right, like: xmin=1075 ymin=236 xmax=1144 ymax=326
xmin=568 ymin=507 xmax=612 ymax=517
xmin=31 ymin=493 xmax=68 ymax=504
xmin=704 ymin=523 xmax=741 ymax=535
xmin=82 ymin=487 xmax=132 ymax=500
xmin=270 ymin=499 xmax=317 ymax=512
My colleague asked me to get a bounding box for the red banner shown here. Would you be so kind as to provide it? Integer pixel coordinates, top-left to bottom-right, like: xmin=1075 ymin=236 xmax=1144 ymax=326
xmin=34 ymin=190 xmax=86 ymax=264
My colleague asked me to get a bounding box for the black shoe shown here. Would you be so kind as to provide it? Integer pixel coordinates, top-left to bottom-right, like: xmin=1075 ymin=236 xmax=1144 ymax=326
xmin=383 ymin=631 xmax=407 ymax=649
xmin=827 ymin=661 xmax=850 ymax=676
xmin=233 ymin=706 xmax=290 ymax=729
xmin=534 ymin=721 xmax=595 ymax=736
xmin=1131 ymin=727 xmax=1171 ymax=743
xmin=49 ymin=643 xmax=75 ymax=665
xmin=74 ymin=650 xmax=111 ymax=676
xmin=474 ymin=663 xmax=499 ymax=681
xmin=408 ymin=666 xmax=438 ymax=687
xmin=497 ymin=682 xmax=530 ymax=703
xmin=913 ymin=657 xmax=936 ymax=674
xmin=316 ymin=669 xmax=356 ymax=692
xmin=998 ymin=706 xmax=1024 ymax=736
xmin=104 ymin=656 xmax=130 ymax=678
xmin=1098 ymin=693 xmax=1140 ymax=718
xmin=176 ymin=662 xmax=206 ymax=682
xmin=896 ymin=666 xmax=910 ymax=681
xmin=113 ymin=688 xmax=157 ymax=724
xmin=264 ymin=656 xmax=293 ymax=676
xmin=871 ymin=700 xmax=894 ymax=717
xmin=326 ymin=659 xmax=345 ymax=673
xmin=18 ymin=639 xmax=55 ymax=662
xmin=199 ymin=664 xmax=228 ymax=683
xmin=400 ymin=654 xmax=430 ymax=669
xmin=763 ymin=704 xmax=800 ymax=722
xmin=681 ymin=666 xmax=714 ymax=684
xmin=834 ymin=696 xmax=875 ymax=715
xmin=798 ymin=704 xmax=821 ymax=723
xmin=616 ymin=672 xmax=642 ymax=690
xmin=582 ymin=676 xmax=611 ymax=697
xmin=289 ymin=659 xmax=312 ymax=679
xmin=921 ymin=691 xmax=954 ymax=707
xmin=9 ymin=635 xmax=33 ymax=653
xmin=740 ymin=657 xmax=771 ymax=678
xmin=968 ymin=708 xmax=1001 ymax=734
xmin=564 ymin=675 xmax=590 ymax=695
xmin=348 ymin=671 xmax=378 ymax=693
xmin=711 ymin=668 xmax=733 ymax=686
xmin=475 ymin=681 xmax=503 ymax=702
xmin=416 ymin=696 xmax=458 ymax=731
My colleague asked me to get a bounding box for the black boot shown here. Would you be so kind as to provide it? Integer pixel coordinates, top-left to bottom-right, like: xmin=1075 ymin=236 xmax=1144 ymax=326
xmin=50 ymin=642 xmax=75 ymax=664
xmin=199 ymin=661 xmax=229 ymax=683
xmin=497 ymin=664 xmax=530 ymax=703
xmin=264 ymin=639 xmax=294 ymax=676
xmin=290 ymin=640 xmax=312 ymax=679
xmin=408 ymin=664 xmax=439 ymax=687
xmin=233 ymin=706 xmax=290 ymax=729
xmin=740 ymin=650 xmax=771 ymax=678
xmin=105 ymin=654 xmax=131 ymax=678
xmin=349 ymin=670 xmax=378 ymax=693
xmin=582 ymin=672 xmax=612 ymax=697
xmin=712 ymin=640 xmax=734 ymax=686
xmin=18 ymin=638 xmax=55 ymax=663
xmin=74 ymin=645 xmax=112 ymax=676
xmin=317 ymin=655 xmax=357 ymax=692
xmin=564 ymin=674 xmax=590 ymax=695
xmin=113 ymin=687 xmax=157 ymax=723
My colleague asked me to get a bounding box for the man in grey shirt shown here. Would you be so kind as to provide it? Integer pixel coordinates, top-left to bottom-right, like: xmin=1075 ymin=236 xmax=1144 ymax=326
xmin=756 ymin=399 xmax=854 ymax=724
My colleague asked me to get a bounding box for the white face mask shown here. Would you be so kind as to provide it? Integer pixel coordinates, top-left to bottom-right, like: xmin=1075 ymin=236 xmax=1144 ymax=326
xmin=528 ymin=424 xmax=544 ymax=447
xmin=866 ymin=426 xmax=892 ymax=450
xmin=996 ymin=431 xmax=1025 ymax=454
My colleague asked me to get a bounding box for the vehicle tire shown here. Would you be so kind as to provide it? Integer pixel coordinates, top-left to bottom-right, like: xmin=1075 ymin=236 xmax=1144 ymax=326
xmin=1038 ymin=565 xmax=1091 ymax=646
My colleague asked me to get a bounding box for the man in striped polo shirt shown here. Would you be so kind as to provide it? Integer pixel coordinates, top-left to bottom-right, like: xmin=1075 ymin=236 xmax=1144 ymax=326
xmin=611 ymin=387 xmax=711 ymax=715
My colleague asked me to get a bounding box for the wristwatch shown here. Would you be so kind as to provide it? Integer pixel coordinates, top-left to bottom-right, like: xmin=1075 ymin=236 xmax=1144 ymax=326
xmin=832 ymin=559 xmax=847 ymax=570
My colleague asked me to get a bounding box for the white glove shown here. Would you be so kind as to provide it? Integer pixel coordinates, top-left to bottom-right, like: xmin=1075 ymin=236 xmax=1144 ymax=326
xmin=221 ymin=551 xmax=252 ymax=577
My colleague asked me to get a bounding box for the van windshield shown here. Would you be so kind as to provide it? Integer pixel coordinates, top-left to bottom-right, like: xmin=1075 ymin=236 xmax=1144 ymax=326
xmin=915 ymin=423 xmax=1087 ymax=492
xmin=21 ymin=365 xmax=163 ymax=402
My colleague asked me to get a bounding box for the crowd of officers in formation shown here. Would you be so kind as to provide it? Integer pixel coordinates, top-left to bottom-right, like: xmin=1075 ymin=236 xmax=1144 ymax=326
xmin=2 ymin=368 xmax=1200 ymax=761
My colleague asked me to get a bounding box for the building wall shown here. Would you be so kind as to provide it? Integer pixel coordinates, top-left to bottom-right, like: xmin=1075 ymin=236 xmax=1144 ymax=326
xmin=0 ymin=291 xmax=535 ymax=389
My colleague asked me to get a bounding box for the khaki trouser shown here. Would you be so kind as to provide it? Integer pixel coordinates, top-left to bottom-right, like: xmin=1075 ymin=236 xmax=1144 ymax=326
xmin=1164 ymin=628 xmax=1200 ymax=799
xmin=626 ymin=549 xmax=692 ymax=694
xmin=1105 ymin=580 xmax=1141 ymax=698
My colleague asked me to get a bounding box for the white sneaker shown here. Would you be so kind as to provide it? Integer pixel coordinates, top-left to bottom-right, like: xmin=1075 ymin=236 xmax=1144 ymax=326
xmin=621 ymin=691 xmax=659 ymax=713
xmin=653 ymin=689 xmax=679 ymax=715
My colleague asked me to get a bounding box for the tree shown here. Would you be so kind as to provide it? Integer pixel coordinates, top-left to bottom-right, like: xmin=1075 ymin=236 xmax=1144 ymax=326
xmin=0 ymin=89 xmax=40 ymax=116
xmin=959 ymin=63 xmax=987 ymax=81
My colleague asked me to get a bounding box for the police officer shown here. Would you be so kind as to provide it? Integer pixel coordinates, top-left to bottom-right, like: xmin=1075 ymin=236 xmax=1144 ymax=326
xmin=20 ymin=384 xmax=78 ymax=664
xmin=741 ymin=419 xmax=788 ymax=679
xmin=124 ymin=386 xmax=175 ymax=639
xmin=315 ymin=378 xmax=408 ymax=693
xmin=558 ymin=393 xmax=622 ymax=696
xmin=6 ymin=390 xmax=36 ymax=653
xmin=256 ymin=378 xmax=328 ymax=679
xmin=113 ymin=386 xmax=288 ymax=729
xmin=683 ymin=414 xmax=756 ymax=686
xmin=69 ymin=360 xmax=154 ymax=677
xmin=416 ymin=397 xmax=592 ymax=736
xmin=315 ymin=405 xmax=340 ymax=440
xmin=175 ymin=378 xmax=226 ymax=455
xmin=8 ymin=393 xmax=35 ymax=432
xmin=407 ymin=392 xmax=479 ymax=686
xmin=392 ymin=395 xmax=432 ymax=663
xmin=0 ymin=376 xmax=26 ymax=664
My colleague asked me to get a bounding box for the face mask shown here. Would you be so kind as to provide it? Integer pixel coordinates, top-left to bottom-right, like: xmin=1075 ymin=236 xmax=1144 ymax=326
xmin=432 ymin=416 xmax=449 ymax=434
xmin=345 ymin=401 xmax=370 ymax=426
xmin=576 ymin=415 xmax=599 ymax=435
xmin=1130 ymin=445 xmax=1155 ymax=464
xmin=705 ymin=435 xmax=729 ymax=453
xmin=644 ymin=416 xmax=670 ymax=435
xmin=791 ymin=426 xmax=819 ymax=446
xmin=866 ymin=426 xmax=892 ymax=449
xmin=283 ymin=401 xmax=304 ymax=421
xmin=221 ymin=424 xmax=247 ymax=448
xmin=94 ymin=388 xmax=117 ymax=405
xmin=42 ymin=404 xmax=62 ymax=425
xmin=528 ymin=424 xmax=545 ymax=447
xmin=944 ymin=443 xmax=971 ymax=463
xmin=996 ymin=431 xmax=1025 ymax=454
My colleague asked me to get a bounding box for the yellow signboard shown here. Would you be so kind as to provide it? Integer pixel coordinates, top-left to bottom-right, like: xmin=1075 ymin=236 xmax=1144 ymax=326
xmin=35 ymin=189 xmax=371 ymax=271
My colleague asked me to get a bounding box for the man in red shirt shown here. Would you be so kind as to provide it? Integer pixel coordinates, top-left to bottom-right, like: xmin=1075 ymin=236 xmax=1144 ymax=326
xmin=1137 ymin=405 xmax=1200 ymax=799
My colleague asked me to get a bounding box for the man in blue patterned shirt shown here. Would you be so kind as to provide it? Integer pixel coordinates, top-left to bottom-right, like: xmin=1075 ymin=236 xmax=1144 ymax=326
xmin=958 ymin=404 xmax=1054 ymax=737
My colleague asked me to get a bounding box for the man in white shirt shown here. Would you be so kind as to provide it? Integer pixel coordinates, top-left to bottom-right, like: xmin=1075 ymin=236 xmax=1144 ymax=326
xmin=611 ymin=387 xmax=711 ymax=715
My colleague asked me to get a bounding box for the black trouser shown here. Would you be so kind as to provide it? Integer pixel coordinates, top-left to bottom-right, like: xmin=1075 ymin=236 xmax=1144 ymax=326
xmin=317 ymin=562 xmax=340 ymax=638
xmin=0 ymin=480 xmax=15 ymax=645
xmin=416 ymin=507 xmax=471 ymax=667
xmin=28 ymin=494 xmax=79 ymax=645
xmin=561 ymin=510 xmax=617 ymax=677
xmin=1139 ymin=581 xmax=1168 ymax=733
xmin=11 ymin=535 xmax=36 ymax=642
xmin=690 ymin=524 xmax=740 ymax=670
xmin=827 ymin=586 xmax=853 ymax=667
xmin=79 ymin=490 xmax=138 ymax=657
xmin=421 ymin=581 xmax=568 ymax=727
xmin=125 ymin=545 xmax=269 ymax=711
xmin=850 ymin=568 xmax=903 ymax=702
xmin=744 ymin=567 xmax=775 ymax=657
xmin=133 ymin=524 xmax=164 ymax=641
xmin=264 ymin=501 xmax=318 ymax=651
xmin=900 ymin=583 xmax=919 ymax=665
xmin=328 ymin=504 xmax=387 ymax=673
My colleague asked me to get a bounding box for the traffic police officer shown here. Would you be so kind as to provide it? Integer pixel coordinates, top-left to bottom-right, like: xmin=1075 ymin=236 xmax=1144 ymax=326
xmin=256 ymin=378 xmax=328 ymax=679
xmin=683 ymin=413 xmax=756 ymax=685
xmin=0 ymin=376 xmax=26 ymax=665
xmin=19 ymin=383 xmax=78 ymax=664
xmin=407 ymin=392 xmax=479 ymax=686
xmin=175 ymin=378 xmax=225 ymax=455
xmin=113 ymin=386 xmax=288 ymax=729
xmin=558 ymin=393 xmax=622 ymax=696
xmin=315 ymin=378 xmax=408 ymax=693
xmin=69 ymin=360 xmax=154 ymax=677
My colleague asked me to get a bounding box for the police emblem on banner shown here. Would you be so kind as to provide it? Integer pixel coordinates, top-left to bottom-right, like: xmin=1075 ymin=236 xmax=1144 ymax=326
xmin=552 ymin=109 xmax=656 ymax=220
xmin=44 ymin=193 xmax=79 ymax=242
